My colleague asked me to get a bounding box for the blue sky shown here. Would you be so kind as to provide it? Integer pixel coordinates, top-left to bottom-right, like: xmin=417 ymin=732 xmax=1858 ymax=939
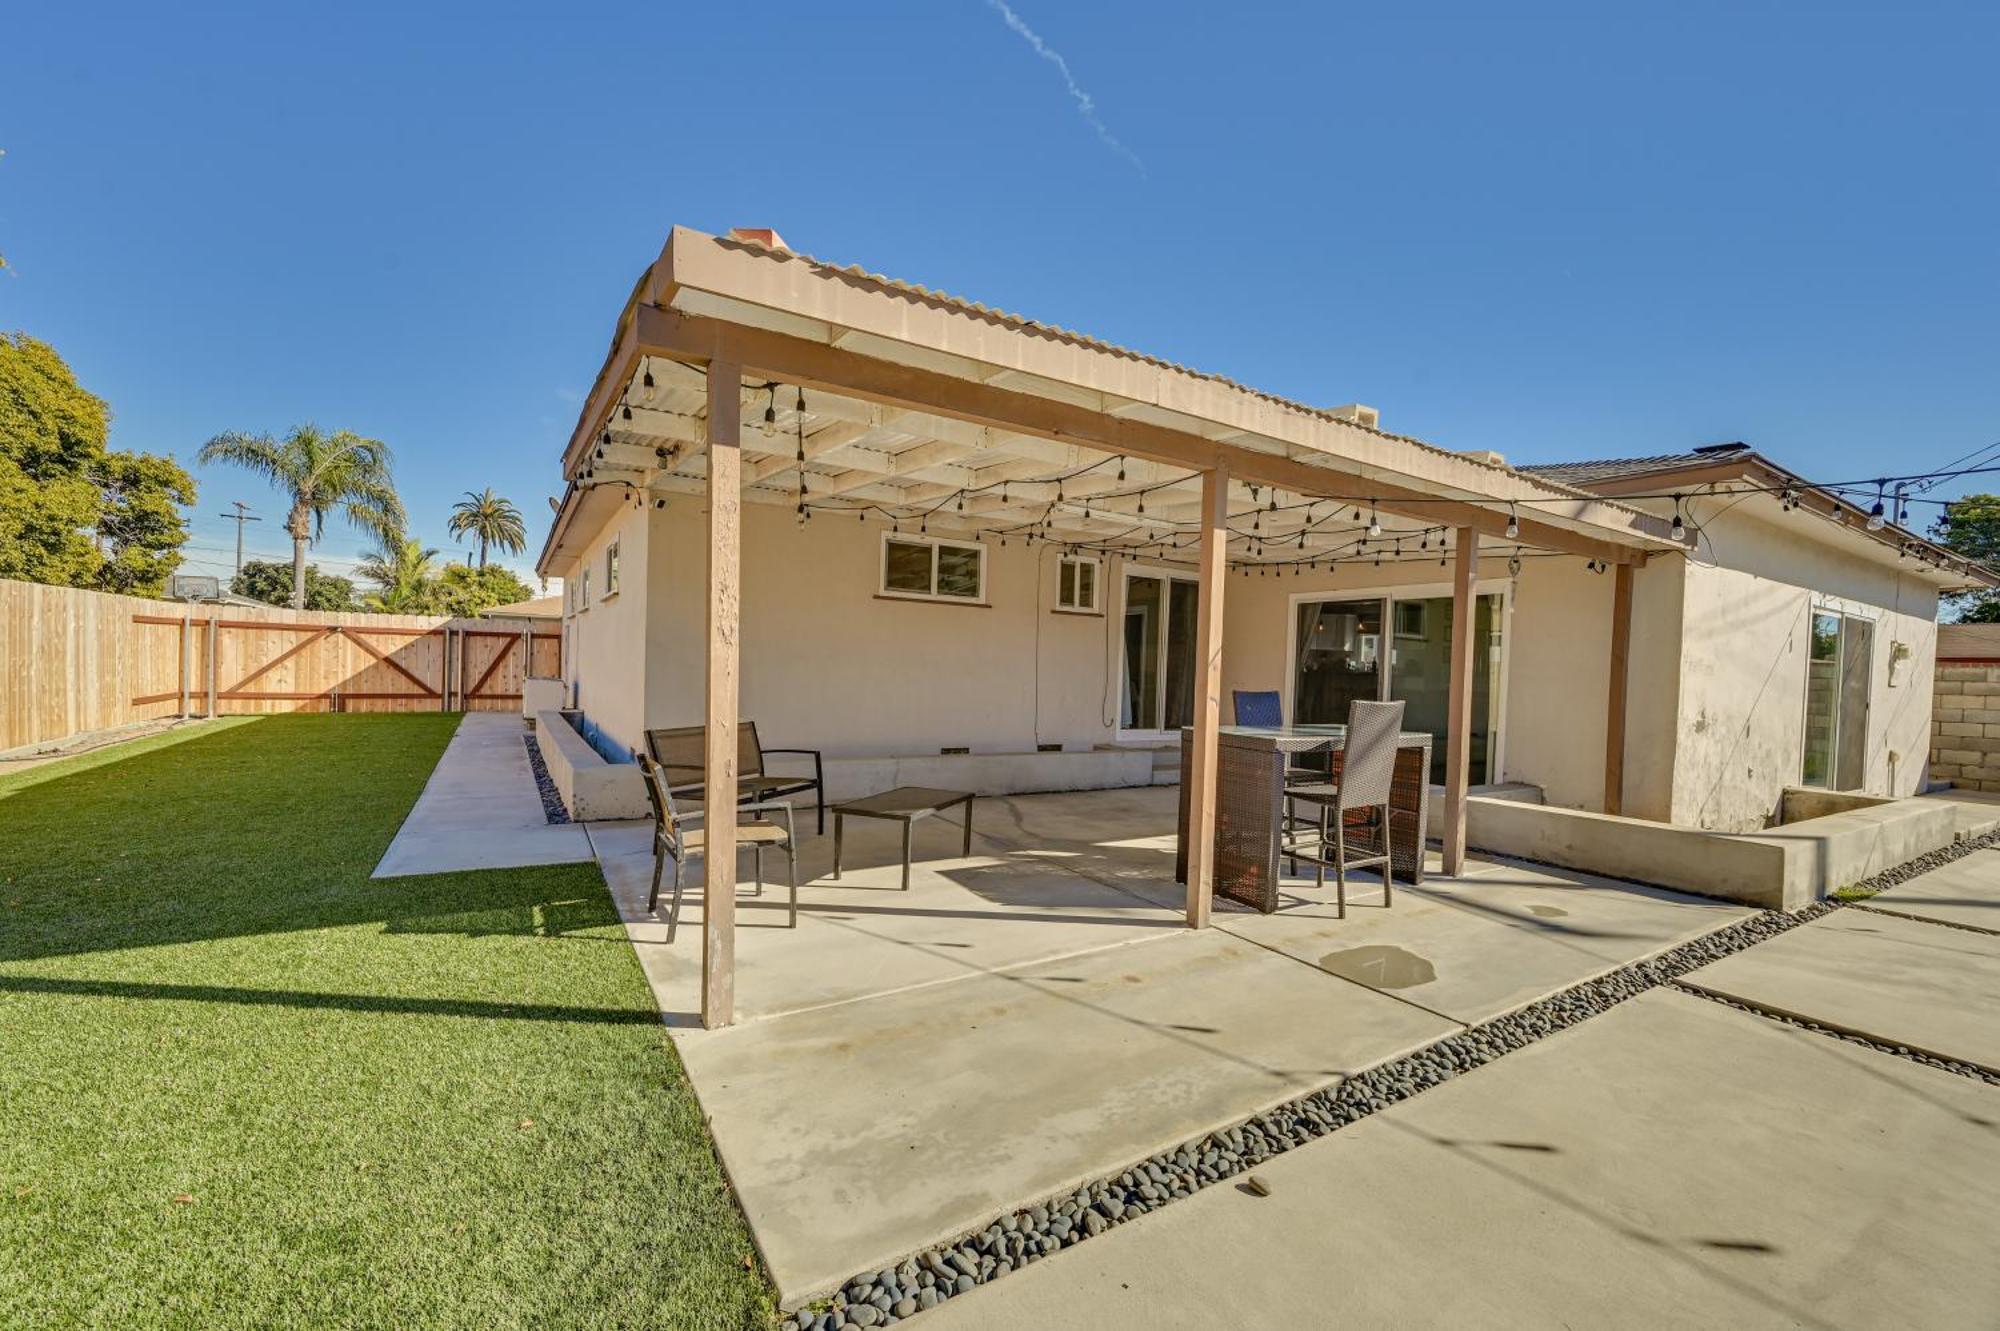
xmin=3 ymin=1 xmax=1995 ymax=587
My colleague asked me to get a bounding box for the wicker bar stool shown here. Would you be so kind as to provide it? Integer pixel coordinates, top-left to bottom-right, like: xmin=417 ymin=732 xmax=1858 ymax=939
xmin=1282 ymin=699 xmax=1406 ymax=918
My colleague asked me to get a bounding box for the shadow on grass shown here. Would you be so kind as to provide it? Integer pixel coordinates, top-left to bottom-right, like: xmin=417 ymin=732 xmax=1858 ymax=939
xmin=0 ymin=972 xmax=661 ymax=1024
xmin=0 ymin=713 xmax=619 ymax=965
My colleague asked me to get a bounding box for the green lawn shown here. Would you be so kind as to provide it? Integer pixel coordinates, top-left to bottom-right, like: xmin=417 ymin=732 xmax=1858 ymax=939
xmin=0 ymin=714 xmax=772 ymax=1330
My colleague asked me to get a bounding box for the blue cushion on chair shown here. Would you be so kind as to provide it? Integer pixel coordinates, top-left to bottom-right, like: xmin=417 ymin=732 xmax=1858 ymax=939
xmin=1233 ymin=690 xmax=1284 ymax=727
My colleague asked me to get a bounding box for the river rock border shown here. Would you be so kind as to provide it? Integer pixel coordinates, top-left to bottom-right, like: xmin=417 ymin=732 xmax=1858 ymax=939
xmin=793 ymin=828 xmax=2000 ymax=1329
xmin=522 ymin=733 xmax=570 ymax=825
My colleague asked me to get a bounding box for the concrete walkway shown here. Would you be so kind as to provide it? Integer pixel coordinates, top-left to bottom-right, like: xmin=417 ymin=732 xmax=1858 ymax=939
xmin=592 ymin=785 xmax=1753 ymax=1305
xmin=373 ymin=713 xmax=592 ymax=877
xmin=923 ymin=989 xmax=2000 ymax=1331
xmin=922 ymin=848 xmax=2000 ymax=1329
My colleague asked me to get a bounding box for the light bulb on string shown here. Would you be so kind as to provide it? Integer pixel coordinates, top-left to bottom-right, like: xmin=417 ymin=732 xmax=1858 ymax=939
xmin=1670 ymin=495 xmax=1687 ymax=542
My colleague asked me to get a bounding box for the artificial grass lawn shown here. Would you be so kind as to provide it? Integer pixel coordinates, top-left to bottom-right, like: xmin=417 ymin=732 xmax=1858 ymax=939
xmin=0 ymin=714 xmax=772 ymax=1330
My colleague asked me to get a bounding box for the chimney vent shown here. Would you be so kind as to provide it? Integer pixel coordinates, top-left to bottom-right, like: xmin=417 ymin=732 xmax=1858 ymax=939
xmin=727 ymin=227 xmax=790 ymax=252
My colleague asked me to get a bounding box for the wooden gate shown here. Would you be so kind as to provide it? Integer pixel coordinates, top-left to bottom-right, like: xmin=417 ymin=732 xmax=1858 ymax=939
xmin=125 ymin=610 xmax=560 ymax=716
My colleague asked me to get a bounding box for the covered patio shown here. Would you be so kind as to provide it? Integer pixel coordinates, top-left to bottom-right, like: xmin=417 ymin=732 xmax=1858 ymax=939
xmin=585 ymin=786 xmax=1753 ymax=1306
xmin=542 ymin=225 xmax=1692 ymax=1034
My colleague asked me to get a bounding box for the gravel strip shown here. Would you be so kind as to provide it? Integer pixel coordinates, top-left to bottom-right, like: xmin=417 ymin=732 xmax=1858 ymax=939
xmin=1669 ymin=984 xmax=1999 ymax=1084
xmin=792 ymin=831 xmax=2000 ymax=1329
xmin=522 ymin=733 xmax=570 ymax=824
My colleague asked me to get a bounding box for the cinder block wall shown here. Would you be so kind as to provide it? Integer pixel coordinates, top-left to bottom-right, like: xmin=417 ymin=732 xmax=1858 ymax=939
xmin=1932 ymin=660 xmax=2000 ymax=792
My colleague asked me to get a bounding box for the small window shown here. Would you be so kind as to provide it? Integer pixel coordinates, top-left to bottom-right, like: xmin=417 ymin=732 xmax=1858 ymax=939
xmin=580 ymin=566 xmax=591 ymax=609
xmin=1393 ymin=601 xmax=1427 ymax=640
xmin=604 ymin=539 xmax=621 ymax=597
xmin=880 ymin=533 xmax=985 ymax=603
xmin=1056 ymin=555 xmax=1100 ymax=612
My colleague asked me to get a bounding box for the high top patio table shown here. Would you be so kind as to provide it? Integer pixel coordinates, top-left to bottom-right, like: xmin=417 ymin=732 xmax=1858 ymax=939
xmin=1175 ymin=724 xmax=1433 ymax=913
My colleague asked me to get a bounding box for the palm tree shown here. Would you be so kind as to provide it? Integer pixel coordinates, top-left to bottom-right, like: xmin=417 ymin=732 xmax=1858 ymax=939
xmin=198 ymin=425 xmax=405 ymax=609
xmin=356 ymin=536 xmax=441 ymax=614
xmin=446 ymin=488 xmax=527 ymax=569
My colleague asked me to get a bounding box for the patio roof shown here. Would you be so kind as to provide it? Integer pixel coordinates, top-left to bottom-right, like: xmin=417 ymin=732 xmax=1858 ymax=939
xmin=539 ymin=226 xmax=1692 ymax=575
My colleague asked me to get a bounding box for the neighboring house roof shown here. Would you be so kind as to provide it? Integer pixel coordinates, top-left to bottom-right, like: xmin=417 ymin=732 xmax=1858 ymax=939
xmin=477 ymin=595 xmax=561 ymax=621
xmin=1518 ymin=442 xmax=2000 ymax=590
xmin=1940 ymin=623 xmax=2000 ymax=661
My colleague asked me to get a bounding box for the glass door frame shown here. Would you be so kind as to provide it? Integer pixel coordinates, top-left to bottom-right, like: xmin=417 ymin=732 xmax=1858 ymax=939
xmin=1282 ymin=578 xmax=1513 ymax=784
xmin=1116 ymin=562 xmax=1201 ymax=741
xmin=1797 ymin=600 xmax=1877 ymax=791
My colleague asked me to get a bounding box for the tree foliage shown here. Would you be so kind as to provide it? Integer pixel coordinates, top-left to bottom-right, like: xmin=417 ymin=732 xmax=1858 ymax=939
xmin=1934 ymin=493 xmax=2000 ymax=623
xmin=446 ymin=488 xmax=528 ymax=568
xmin=357 ymin=536 xmax=443 ymax=614
xmin=0 ymin=332 xmax=196 ymax=596
xmin=232 ymin=560 xmax=356 ymax=611
xmin=198 ymin=424 xmax=404 ymax=609
xmin=435 ymin=563 xmax=534 ymax=617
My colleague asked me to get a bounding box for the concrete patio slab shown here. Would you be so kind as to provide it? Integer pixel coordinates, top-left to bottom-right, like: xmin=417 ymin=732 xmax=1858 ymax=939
xmin=1217 ymin=857 xmax=1756 ymax=1025
xmin=675 ymin=925 xmax=1458 ymax=1305
xmin=1864 ymin=847 xmax=2000 ymax=932
xmin=590 ymin=808 xmax=1186 ymax=1025
xmin=924 ymin=990 xmax=2000 ymax=1331
xmin=592 ymin=785 xmax=1754 ymax=1307
xmin=1919 ymin=789 xmax=2000 ymax=841
xmin=373 ymin=713 xmax=592 ymax=877
xmin=1681 ymin=909 xmax=2000 ymax=1070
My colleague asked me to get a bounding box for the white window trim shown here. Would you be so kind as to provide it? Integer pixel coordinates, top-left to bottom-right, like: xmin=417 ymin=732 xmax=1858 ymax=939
xmin=1797 ymin=598 xmax=1880 ymax=790
xmin=603 ymin=538 xmax=621 ymax=599
xmin=1114 ymin=563 xmax=1201 ymax=741
xmin=1055 ymin=554 xmax=1102 ymax=614
xmin=878 ymin=531 xmax=988 ymax=604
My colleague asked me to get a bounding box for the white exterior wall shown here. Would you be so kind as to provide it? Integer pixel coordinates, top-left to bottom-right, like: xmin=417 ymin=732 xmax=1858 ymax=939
xmin=559 ymin=498 xmax=652 ymax=754
xmin=555 ymin=485 xmax=1941 ymax=832
xmin=1660 ymin=500 xmax=1939 ymax=830
xmin=638 ymin=502 xmax=1120 ymax=758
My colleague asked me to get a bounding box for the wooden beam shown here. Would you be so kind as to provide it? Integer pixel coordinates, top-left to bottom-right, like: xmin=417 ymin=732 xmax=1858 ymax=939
xmin=1184 ymin=463 xmax=1230 ymax=928
xmin=1604 ymin=561 xmax=1633 ymax=815
xmin=702 ymin=357 xmax=743 ymax=1031
xmin=1441 ymin=527 xmax=1479 ymax=876
xmin=631 ymin=306 xmax=1665 ymax=565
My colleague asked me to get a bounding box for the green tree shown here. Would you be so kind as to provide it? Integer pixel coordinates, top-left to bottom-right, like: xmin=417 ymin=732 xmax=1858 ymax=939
xmin=198 ymin=424 xmax=404 ymax=610
xmin=446 ymin=487 xmax=528 ymax=569
xmin=1934 ymin=494 xmax=2000 ymax=622
xmin=357 ymin=536 xmax=442 ymax=614
xmin=232 ymin=559 xmax=356 ymax=611
xmin=0 ymin=332 xmax=196 ymax=596
xmin=434 ymin=563 xmax=534 ymax=617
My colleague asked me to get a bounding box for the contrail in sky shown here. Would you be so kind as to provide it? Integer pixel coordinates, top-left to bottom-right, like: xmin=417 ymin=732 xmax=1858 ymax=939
xmin=983 ymin=0 xmax=1145 ymax=174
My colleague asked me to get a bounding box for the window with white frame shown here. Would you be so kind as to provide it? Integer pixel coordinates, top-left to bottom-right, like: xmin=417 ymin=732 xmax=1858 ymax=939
xmin=580 ymin=565 xmax=591 ymax=608
xmin=880 ymin=533 xmax=985 ymax=603
xmin=604 ymin=538 xmax=621 ymax=597
xmin=1056 ymin=554 xmax=1100 ymax=612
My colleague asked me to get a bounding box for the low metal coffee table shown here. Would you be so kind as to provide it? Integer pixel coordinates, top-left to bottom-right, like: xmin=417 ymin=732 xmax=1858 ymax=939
xmin=831 ymin=787 xmax=975 ymax=891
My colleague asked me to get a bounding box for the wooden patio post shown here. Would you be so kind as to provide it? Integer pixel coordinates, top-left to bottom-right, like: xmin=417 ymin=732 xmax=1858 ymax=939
xmin=1441 ymin=526 xmax=1479 ymax=876
xmin=1184 ymin=462 xmax=1229 ymax=928
xmin=702 ymin=357 xmax=743 ymax=1030
xmin=1604 ymin=561 xmax=1633 ymax=815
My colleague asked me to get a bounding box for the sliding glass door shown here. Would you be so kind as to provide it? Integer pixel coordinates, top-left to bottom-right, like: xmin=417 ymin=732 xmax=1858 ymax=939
xmin=1293 ymin=590 xmax=1504 ymax=784
xmin=1121 ymin=571 xmax=1199 ymax=734
xmin=1802 ymin=610 xmax=1872 ymax=790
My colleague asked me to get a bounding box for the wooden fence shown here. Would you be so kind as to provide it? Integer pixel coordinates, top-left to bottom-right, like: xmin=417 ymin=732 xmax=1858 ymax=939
xmin=1 ymin=578 xmax=562 ymax=753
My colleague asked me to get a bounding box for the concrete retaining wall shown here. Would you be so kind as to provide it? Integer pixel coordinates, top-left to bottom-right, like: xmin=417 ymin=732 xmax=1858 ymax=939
xmin=1466 ymin=793 xmax=1958 ymax=911
xmin=1932 ymin=661 xmax=2000 ymax=793
xmin=537 ymin=710 xmax=648 ymax=821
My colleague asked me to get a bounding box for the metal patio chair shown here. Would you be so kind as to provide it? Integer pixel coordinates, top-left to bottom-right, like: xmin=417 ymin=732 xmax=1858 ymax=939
xmin=645 ymin=722 xmax=826 ymax=835
xmin=637 ymin=753 xmax=798 ymax=942
xmin=1281 ymin=698 xmax=1406 ymax=919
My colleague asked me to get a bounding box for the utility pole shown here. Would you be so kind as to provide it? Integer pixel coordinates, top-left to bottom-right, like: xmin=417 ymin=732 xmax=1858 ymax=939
xmin=220 ymin=501 xmax=262 ymax=580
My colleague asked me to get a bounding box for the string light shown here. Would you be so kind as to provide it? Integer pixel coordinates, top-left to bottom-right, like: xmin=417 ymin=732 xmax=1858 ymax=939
xmin=1367 ymin=502 xmax=1381 ymax=538
xmin=1867 ymin=480 xmax=1888 ymax=531
xmin=762 ymin=386 xmax=778 ymax=438
xmin=1504 ymin=503 xmax=1520 ymax=540
xmin=1669 ymin=495 xmax=1687 ymax=542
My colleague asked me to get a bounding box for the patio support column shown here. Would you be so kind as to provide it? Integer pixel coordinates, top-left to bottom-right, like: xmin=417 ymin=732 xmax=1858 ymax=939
xmin=702 ymin=356 xmax=743 ymax=1030
xmin=1441 ymin=526 xmax=1479 ymax=876
xmin=1184 ymin=462 xmax=1229 ymax=928
xmin=1604 ymin=561 xmax=1633 ymax=815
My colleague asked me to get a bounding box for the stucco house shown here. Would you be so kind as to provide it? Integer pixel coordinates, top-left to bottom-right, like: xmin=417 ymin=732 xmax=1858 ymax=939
xmin=538 ymin=228 xmax=1987 ymax=834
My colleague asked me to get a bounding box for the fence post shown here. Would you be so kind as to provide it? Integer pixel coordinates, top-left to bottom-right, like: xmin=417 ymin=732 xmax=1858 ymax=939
xmin=178 ymin=602 xmax=193 ymax=718
xmin=205 ymin=614 xmax=219 ymax=716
